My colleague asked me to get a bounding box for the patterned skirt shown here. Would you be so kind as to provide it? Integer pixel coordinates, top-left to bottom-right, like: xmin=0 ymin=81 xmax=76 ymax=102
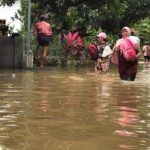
xmin=96 ymin=57 xmax=110 ymax=73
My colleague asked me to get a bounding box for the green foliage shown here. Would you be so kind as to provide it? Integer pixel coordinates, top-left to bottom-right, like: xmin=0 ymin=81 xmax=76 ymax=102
xmin=16 ymin=0 xmax=150 ymax=37
xmin=121 ymin=0 xmax=150 ymax=26
xmin=65 ymin=7 xmax=84 ymax=31
xmin=2 ymin=0 xmax=149 ymax=62
xmin=0 ymin=0 xmax=17 ymax=6
xmin=48 ymin=35 xmax=62 ymax=57
xmin=83 ymin=26 xmax=99 ymax=46
xmin=1 ymin=0 xmax=150 ymax=35
xmin=133 ymin=18 xmax=150 ymax=45
xmin=0 ymin=24 xmax=9 ymax=35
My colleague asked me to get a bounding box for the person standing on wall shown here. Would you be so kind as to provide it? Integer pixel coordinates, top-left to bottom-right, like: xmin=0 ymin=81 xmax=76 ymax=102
xmin=113 ymin=27 xmax=141 ymax=81
xmin=33 ymin=15 xmax=52 ymax=67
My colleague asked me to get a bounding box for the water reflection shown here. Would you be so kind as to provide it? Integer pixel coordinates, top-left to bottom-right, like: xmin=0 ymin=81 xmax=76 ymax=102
xmin=37 ymin=94 xmax=49 ymax=112
xmin=94 ymin=81 xmax=111 ymax=121
xmin=111 ymin=66 xmax=150 ymax=150
xmin=0 ymin=65 xmax=150 ymax=150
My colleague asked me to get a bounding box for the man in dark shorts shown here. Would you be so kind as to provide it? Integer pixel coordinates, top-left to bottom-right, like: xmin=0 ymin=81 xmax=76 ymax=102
xmin=34 ymin=15 xmax=52 ymax=67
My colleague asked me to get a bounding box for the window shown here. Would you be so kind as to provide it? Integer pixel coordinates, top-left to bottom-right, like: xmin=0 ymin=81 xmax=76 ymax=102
xmin=0 ymin=19 xmax=7 ymax=36
xmin=0 ymin=20 xmax=6 ymax=25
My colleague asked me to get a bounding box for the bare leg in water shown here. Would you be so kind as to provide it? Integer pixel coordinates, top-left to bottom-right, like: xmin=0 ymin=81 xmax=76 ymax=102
xmin=35 ymin=45 xmax=40 ymax=59
xmin=40 ymin=46 xmax=48 ymax=67
xmin=34 ymin=45 xmax=41 ymax=66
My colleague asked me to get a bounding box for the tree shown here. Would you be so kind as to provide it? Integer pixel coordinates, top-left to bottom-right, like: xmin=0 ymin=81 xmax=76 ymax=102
xmin=121 ymin=0 xmax=150 ymax=27
xmin=133 ymin=18 xmax=150 ymax=44
xmin=0 ymin=0 xmax=17 ymax=6
xmin=14 ymin=0 xmax=150 ymax=64
xmin=2 ymin=0 xmax=149 ymax=34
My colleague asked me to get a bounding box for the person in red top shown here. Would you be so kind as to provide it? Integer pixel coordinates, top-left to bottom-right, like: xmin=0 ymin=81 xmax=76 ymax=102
xmin=34 ymin=15 xmax=52 ymax=67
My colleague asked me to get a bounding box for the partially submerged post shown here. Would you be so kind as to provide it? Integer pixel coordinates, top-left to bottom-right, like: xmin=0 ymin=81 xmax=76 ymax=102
xmin=22 ymin=0 xmax=33 ymax=68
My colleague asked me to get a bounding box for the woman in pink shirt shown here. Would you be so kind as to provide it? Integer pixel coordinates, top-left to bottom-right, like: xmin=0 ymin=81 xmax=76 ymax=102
xmin=34 ymin=15 xmax=52 ymax=67
xmin=113 ymin=27 xmax=141 ymax=81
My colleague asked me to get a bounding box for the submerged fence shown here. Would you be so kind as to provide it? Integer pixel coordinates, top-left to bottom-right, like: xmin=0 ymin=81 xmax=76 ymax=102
xmin=0 ymin=36 xmax=24 ymax=69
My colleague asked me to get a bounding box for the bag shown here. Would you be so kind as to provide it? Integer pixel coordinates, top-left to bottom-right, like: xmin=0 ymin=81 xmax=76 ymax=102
xmin=110 ymin=51 xmax=119 ymax=66
xmin=102 ymin=45 xmax=113 ymax=57
xmin=88 ymin=44 xmax=98 ymax=61
xmin=121 ymin=37 xmax=136 ymax=61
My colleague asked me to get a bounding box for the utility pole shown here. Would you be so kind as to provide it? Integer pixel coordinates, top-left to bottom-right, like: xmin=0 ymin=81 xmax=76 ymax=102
xmin=27 ymin=0 xmax=31 ymax=55
xmin=26 ymin=0 xmax=33 ymax=68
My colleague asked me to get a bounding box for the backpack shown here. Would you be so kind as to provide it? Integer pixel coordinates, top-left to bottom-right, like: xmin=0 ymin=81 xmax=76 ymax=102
xmin=88 ymin=44 xmax=98 ymax=61
xmin=120 ymin=37 xmax=136 ymax=61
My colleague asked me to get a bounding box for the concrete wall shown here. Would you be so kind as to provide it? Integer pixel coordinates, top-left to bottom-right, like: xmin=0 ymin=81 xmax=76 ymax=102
xmin=0 ymin=36 xmax=24 ymax=69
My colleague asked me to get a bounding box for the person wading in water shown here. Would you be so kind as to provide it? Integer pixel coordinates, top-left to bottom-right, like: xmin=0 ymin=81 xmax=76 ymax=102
xmin=113 ymin=27 xmax=141 ymax=81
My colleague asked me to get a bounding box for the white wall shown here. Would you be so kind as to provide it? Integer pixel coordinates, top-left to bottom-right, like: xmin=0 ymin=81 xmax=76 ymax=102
xmin=0 ymin=1 xmax=22 ymax=33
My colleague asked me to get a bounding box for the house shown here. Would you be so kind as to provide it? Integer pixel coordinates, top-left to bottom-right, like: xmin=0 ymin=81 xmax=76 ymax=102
xmin=0 ymin=1 xmax=22 ymax=35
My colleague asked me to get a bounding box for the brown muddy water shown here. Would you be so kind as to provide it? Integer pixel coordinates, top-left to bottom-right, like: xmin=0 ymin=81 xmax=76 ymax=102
xmin=0 ymin=64 xmax=150 ymax=150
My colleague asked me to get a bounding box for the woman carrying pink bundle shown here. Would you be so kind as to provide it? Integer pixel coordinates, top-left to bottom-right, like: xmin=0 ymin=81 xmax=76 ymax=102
xmin=113 ymin=27 xmax=141 ymax=81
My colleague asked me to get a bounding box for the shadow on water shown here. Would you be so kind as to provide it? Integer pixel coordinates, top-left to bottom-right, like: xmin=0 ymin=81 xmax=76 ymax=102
xmin=0 ymin=64 xmax=150 ymax=150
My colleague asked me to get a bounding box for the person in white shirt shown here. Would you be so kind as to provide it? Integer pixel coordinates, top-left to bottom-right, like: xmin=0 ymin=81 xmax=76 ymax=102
xmin=143 ymin=42 xmax=150 ymax=65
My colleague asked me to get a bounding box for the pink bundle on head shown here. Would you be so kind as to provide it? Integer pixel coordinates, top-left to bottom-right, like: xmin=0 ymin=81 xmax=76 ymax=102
xmin=97 ymin=32 xmax=107 ymax=39
xmin=122 ymin=27 xmax=131 ymax=36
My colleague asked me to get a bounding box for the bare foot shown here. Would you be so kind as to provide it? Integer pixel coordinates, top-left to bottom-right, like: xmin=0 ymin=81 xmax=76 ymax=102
xmin=40 ymin=64 xmax=44 ymax=68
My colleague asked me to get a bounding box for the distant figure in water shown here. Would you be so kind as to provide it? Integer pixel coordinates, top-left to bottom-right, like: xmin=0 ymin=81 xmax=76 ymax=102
xmin=143 ymin=42 xmax=150 ymax=65
xmin=113 ymin=27 xmax=141 ymax=81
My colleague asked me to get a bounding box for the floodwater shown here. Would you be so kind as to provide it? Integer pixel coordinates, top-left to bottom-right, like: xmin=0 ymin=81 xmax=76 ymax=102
xmin=0 ymin=64 xmax=150 ymax=150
